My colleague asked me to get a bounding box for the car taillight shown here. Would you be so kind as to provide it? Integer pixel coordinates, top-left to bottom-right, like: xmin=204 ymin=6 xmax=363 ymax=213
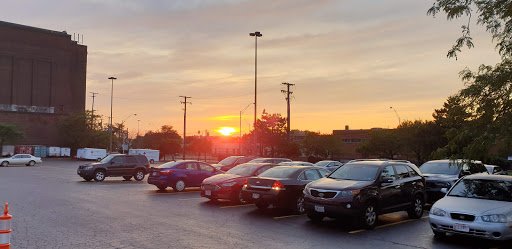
xmin=160 ymin=170 xmax=173 ymax=175
xmin=271 ymin=181 xmax=286 ymax=191
xmin=243 ymin=179 xmax=248 ymax=188
xmin=148 ymin=162 xmax=151 ymax=167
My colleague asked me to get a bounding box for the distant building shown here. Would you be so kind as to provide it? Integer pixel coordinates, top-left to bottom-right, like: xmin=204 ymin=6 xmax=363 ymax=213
xmin=0 ymin=21 xmax=87 ymax=145
xmin=333 ymin=126 xmax=384 ymax=160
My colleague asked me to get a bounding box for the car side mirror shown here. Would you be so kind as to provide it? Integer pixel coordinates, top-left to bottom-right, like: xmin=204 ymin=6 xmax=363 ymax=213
xmin=440 ymin=188 xmax=448 ymax=194
xmin=461 ymin=170 xmax=471 ymax=176
xmin=381 ymin=177 xmax=394 ymax=184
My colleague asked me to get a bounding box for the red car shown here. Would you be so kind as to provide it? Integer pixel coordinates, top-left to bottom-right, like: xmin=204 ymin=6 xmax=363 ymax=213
xmin=201 ymin=163 xmax=278 ymax=203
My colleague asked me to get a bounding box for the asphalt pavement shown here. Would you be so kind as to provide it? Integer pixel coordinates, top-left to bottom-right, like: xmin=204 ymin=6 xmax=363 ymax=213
xmin=0 ymin=159 xmax=510 ymax=249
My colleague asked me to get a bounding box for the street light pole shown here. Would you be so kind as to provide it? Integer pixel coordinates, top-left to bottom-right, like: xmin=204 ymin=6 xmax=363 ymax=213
xmin=121 ymin=113 xmax=137 ymax=154
xmin=390 ymin=106 xmax=401 ymax=126
xmin=108 ymin=77 xmax=117 ymax=153
xmin=239 ymin=103 xmax=254 ymax=154
xmin=137 ymin=119 xmax=140 ymax=137
xmin=250 ymin=31 xmax=262 ymax=156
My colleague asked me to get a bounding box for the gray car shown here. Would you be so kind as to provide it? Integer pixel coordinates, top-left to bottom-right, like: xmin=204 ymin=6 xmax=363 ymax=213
xmin=429 ymin=175 xmax=512 ymax=240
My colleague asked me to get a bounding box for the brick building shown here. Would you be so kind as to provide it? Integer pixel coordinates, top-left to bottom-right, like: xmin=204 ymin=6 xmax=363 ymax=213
xmin=333 ymin=126 xmax=384 ymax=160
xmin=0 ymin=21 xmax=87 ymax=145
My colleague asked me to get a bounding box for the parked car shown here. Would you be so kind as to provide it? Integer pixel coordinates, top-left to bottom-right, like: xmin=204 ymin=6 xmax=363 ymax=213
xmin=0 ymin=154 xmax=42 ymax=167
xmin=76 ymin=154 xmax=149 ymax=182
xmin=419 ymin=159 xmax=489 ymax=203
xmin=242 ymin=166 xmax=330 ymax=213
xmin=303 ymin=160 xmax=426 ymax=228
xmin=212 ymin=156 xmax=259 ymax=172
xmin=278 ymin=161 xmax=316 ymax=167
xmin=247 ymin=158 xmax=292 ymax=164
xmin=148 ymin=160 xmax=221 ymax=191
xmin=485 ymin=164 xmax=507 ymax=175
xmin=429 ymin=175 xmax=512 ymax=240
xmin=315 ymin=160 xmax=343 ymax=171
xmin=201 ymin=163 xmax=278 ymax=203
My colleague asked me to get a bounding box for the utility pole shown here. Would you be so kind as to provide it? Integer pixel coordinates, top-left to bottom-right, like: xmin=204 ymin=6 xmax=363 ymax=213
xmin=281 ymin=82 xmax=295 ymax=139
xmin=180 ymin=96 xmax=192 ymax=160
xmin=250 ymin=31 xmax=262 ymax=156
xmin=90 ymin=92 xmax=98 ymax=126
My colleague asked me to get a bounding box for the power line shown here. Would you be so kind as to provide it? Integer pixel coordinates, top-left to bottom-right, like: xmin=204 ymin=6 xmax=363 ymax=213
xmin=281 ymin=82 xmax=295 ymax=138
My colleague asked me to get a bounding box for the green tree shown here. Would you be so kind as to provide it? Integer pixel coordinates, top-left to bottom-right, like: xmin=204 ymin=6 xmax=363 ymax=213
xmin=301 ymin=132 xmax=343 ymax=160
xmin=58 ymin=111 xmax=109 ymax=154
xmin=356 ymin=129 xmax=401 ymax=159
xmin=398 ymin=120 xmax=446 ymax=165
xmin=427 ymin=0 xmax=512 ymax=59
xmin=253 ymin=112 xmax=287 ymax=156
xmin=143 ymin=125 xmax=182 ymax=160
xmin=275 ymin=140 xmax=301 ymax=159
xmin=188 ymin=136 xmax=212 ymax=160
xmin=0 ymin=123 xmax=24 ymax=156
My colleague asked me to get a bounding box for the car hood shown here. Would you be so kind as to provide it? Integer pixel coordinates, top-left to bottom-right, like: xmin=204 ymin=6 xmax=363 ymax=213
xmin=203 ymin=174 xmax=244 ymax=184
xmin=423 ymin=174 xmax=459 ymax=182
xmin=308 ymin=178 xmax=373 ymax=191
xmin=433 ymin=196 xmax=512 ymax=215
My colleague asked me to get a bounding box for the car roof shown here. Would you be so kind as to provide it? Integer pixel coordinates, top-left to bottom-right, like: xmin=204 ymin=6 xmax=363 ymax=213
xmin=463 ymin=174 xmax=512 ymax=181
xmin=237 ymin=163 xmax=278 ymax=167
xmin=346 ymin=160 xmax=413 ymax=166
xmin=424 ymin=159 xmax=483 ymax=164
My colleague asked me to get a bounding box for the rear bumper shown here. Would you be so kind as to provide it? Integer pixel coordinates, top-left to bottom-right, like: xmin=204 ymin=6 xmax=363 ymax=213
xmin=200 ymin=188 xmax=235 ymax=200
xmin=147 ymin=176 xmax=174 ymax=187
xmin=242 ymin=188 xmax=292 ymax=207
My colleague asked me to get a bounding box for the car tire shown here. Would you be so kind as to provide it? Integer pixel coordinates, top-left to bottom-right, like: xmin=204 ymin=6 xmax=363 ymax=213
xmin=28 ymin=160 xmax=36 ymax=166
xmin=307 ymin=211 xmax=324 ymax=222
xmin=157 ymin=185 xmax=167 ymax=191
xmin=83 ymin=177 xmax=93 ymax=182
xmin=134 ymin=170 xmax=145 ymax=181
xmin=1 ymin=161 xmax=8 ymax=167
xmin=255 ymin=201 xmax=270 ymax=209
xmin=231 ymin=190 xmax=247 ymax=204
xmin=94 ymin=170 xmax=106 ymax=182
xmin=361 ymin=202 xmax=378 ymax=229
xmin=123 ymin=176 xmax=132 ymax=181
xmin=293 ymin=194 xmax=306 ymax=214
xmin=407 ymin=194 xmax=424 ymax=219
xmin=173 ymin=179 xmax=186 ymax=192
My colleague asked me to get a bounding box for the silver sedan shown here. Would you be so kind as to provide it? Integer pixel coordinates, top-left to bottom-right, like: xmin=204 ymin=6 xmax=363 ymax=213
xmin=0 ymin=154 xmax=42 ymax=167
xmin=429 ymin=175 xmax=512 ymax=240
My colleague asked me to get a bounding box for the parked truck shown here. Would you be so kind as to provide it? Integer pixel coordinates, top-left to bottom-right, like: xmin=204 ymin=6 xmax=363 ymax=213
xmin=77 ymin=148 xmax=107 ymax=161
xmin=128 ymin=149 xmax=160 ymax=163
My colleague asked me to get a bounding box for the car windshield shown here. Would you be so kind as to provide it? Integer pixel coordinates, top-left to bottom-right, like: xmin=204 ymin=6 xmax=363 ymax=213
xmin=258 ymin=167 xmax=297 ymax=178
xmin=315 ymin=161 xmax=330 ymax=167
xmin=218 ymin=156 xmax=239 ymax=166
xmin=448 ymin=179 xmax=512 ymax=202
xmin=328 ymin=164 xmax=379 ymax=181
xmin=420 ymin=161 xmax=461 ymax=175
xmin=226 ymin=164 xmax=261 ymax=176
xmin=156 ymin=161 xmax=183 ymax=169
xmin=100 ymin=155 xmax=116 ymax=163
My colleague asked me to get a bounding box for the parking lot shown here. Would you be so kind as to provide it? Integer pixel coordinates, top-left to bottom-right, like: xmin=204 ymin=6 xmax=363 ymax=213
xmin=0 ymin=159 xmax=510 ymax=249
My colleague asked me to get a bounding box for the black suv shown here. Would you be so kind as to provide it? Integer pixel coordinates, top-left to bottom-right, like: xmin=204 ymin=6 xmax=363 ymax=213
xmin=77 ymin=154 xmax=150 ymax=182
xmin=303 ymin=160 xmax=426 ymax=228
xmin=419 ymin=159 xmax=488 ymax=203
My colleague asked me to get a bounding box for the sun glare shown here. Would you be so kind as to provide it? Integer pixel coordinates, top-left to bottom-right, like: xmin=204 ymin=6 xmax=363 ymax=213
xmin=218 ymin=127 xmax=236 ymax=136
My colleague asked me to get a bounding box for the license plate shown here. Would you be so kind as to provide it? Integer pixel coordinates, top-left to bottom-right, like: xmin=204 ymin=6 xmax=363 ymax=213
xmin=315 ymin=205 xmax=325 ymax=212
xmin=453 ymin=223 xmax=470 ymax=232
xmin=252 ymin=193 xmax=260 ymax=199
xmin=205 ymin=190 xmax=211 ymax=196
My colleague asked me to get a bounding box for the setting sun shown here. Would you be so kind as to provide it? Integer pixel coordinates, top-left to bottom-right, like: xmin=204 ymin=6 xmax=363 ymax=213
xmin=217 ymin=127 xmax=236 ymax=136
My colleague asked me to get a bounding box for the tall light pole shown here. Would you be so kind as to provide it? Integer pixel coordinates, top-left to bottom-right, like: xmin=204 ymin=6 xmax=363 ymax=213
xmin=390 ymin=106 xmax=401 ymax=126
xmin=239 ymin=103 xmax=254 ymax=154
xmin=250 ymin=31 xmax=262 ymax=156
xmin=137 ymin=119 xmax=140 ymax=137
xmin=108 ymin=77 xmax=117 ymax=153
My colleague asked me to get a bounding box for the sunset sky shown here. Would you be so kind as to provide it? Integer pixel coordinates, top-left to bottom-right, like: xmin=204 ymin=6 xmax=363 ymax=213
xmin=1 ymin=0 xmax=502 ymax=137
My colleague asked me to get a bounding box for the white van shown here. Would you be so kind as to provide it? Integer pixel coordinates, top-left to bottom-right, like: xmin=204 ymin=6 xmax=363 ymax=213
xmin=77 ymin=148 xmax=107 ymax=161
xmin=128 ymin=149 xmax=159 ymax=163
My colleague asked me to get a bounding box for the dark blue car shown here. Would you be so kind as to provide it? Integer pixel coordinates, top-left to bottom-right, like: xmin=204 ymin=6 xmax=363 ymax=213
xmin=148 ymin=160 xmax=221 ymax=191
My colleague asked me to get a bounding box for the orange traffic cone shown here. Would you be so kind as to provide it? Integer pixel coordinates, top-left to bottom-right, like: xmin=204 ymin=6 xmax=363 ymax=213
xmin=0 ymin=203 xmax=12 ymax=249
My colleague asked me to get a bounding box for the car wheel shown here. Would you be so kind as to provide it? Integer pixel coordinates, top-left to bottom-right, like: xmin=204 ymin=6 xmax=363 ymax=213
xmin=94 ymin=170 xmax=106 ymax=182
xmin=173 ymin=179 xmax=186 ymax=192
xmin=157 ymin=185 xmax=167 ymax=191
xmin=407 ymin=195 xmax=424 ymax=219
xmin=134 ymin=170 xmax=145 ymax=181
xmin=361 ymin=202 xmax=378 ymax=229
xmin=28 ymin=160 xmax=36 ymax=166
xmin=123 ymin=176 xmax=132 ymax=181
xmin=83 ymin=177 xmax=93 ymax=182
xmin=255 ymin=201 xmax=270 ymax=209
xmin=307 ymin=211 xmax=324 ymax=222
xmin=293 ymin=195 xmax=306 ymax=214
xmin=232 ymin=190 xmax=248 ymax=204
xmin=1 ymin=161 xmax=8 ymax=167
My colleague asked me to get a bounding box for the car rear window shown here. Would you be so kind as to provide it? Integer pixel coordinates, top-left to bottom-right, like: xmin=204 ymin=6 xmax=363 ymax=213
xmin=226 ymin=164 xmax=262 ymax=176
xmin=258 ymin=167 xmax=297 ymax=178
xmin=420 ymin=161 xmax=460 ymax=175
xmin=157 ymin=161 xmax=182 ymax=169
